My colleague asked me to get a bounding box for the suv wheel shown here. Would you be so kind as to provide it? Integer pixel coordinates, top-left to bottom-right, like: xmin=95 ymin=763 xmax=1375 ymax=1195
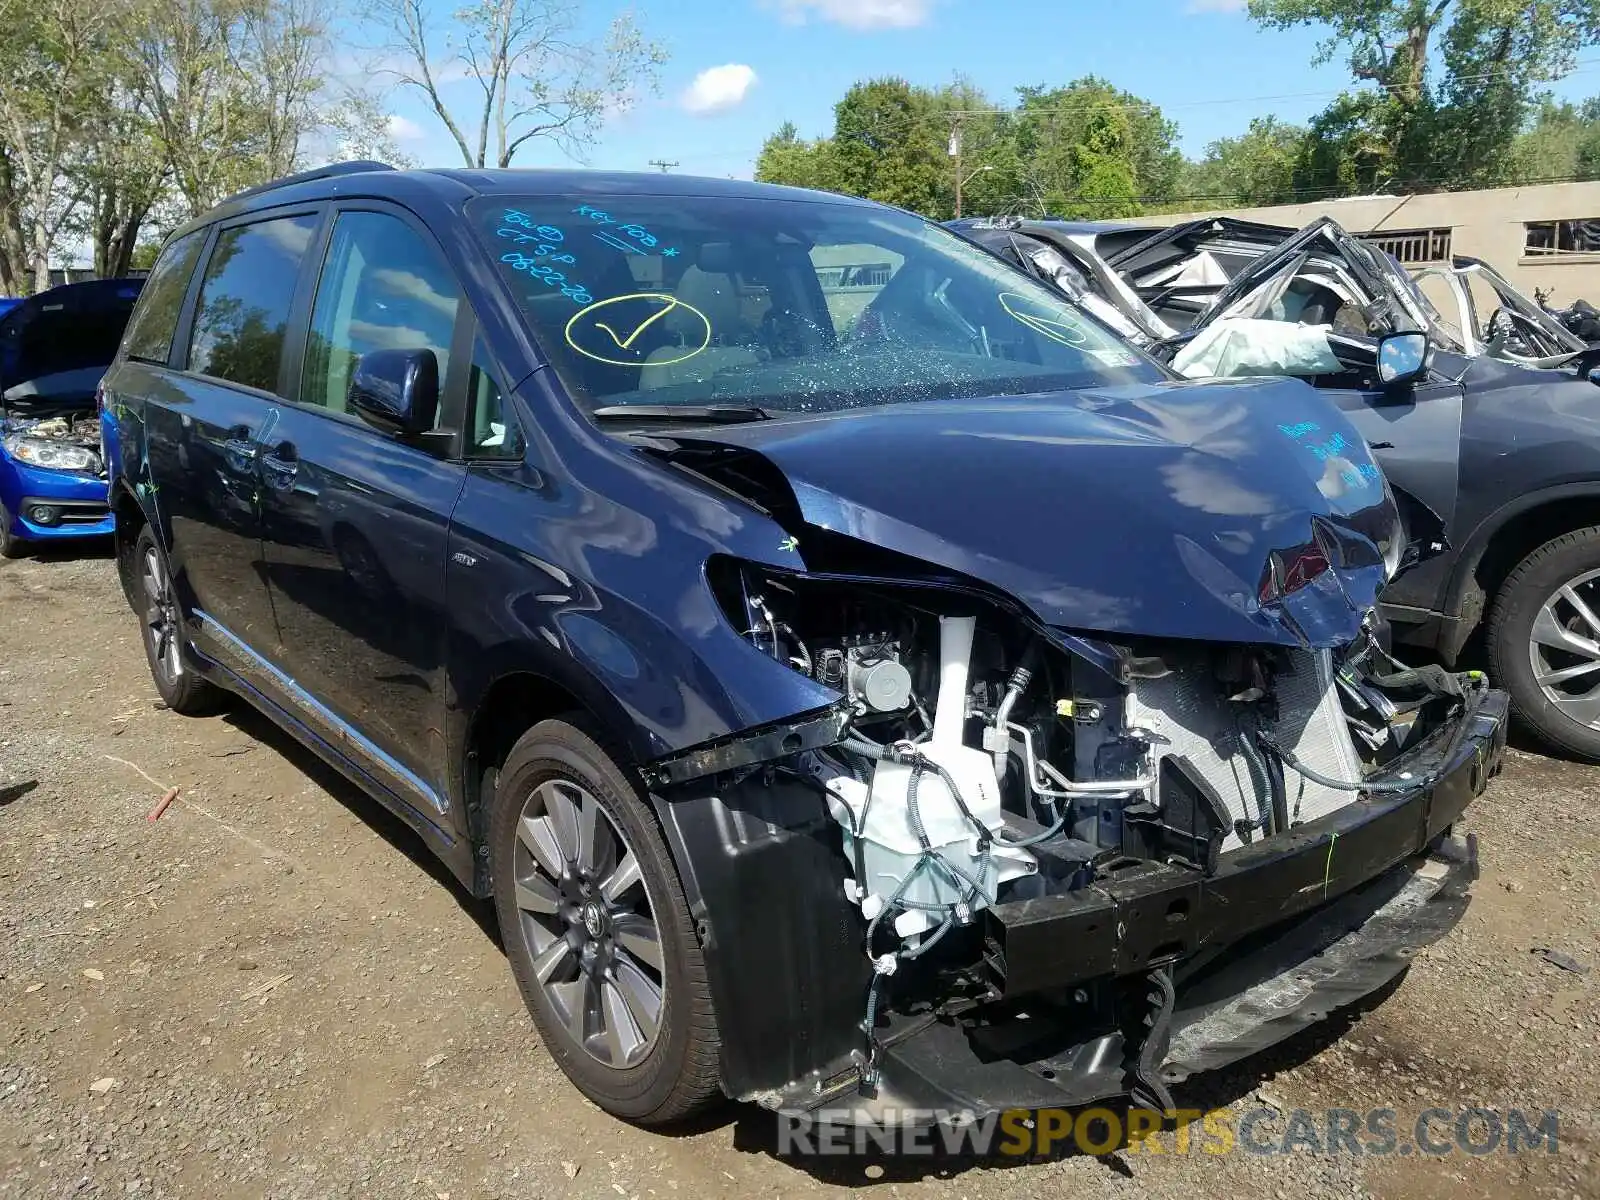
xmin=1489 ymin=526 xmax=1600 ymax=760
xmin=0 ymin=503 xmax=25 ymax=559
xmin=489 ymin=719 xmax=720 ymax=1125
xmin=134 ymin=526 xmax=223 ymax=715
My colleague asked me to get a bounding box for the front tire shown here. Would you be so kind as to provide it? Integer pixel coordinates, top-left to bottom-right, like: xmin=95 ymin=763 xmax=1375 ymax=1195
xmin=133 ymin=526 xmax=224 ymax=716
xmin=1488 ymin=526 xmax=1600 ymax=760
xmin=489 ymin=719 xmax=720 ymax=1125
xmin=0 ymin=503 xmax=25 ymax=559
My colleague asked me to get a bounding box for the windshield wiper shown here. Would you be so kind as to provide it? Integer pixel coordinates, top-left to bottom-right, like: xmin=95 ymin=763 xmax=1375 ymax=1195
xmin=590 ymin=404 xmax=773 ymax=424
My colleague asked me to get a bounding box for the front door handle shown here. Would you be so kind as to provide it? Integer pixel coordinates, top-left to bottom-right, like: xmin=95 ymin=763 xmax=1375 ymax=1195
xmin=260 ymin=441 xmax=300 ymax=492
xmin=223 ymin=425 xmax=259 ymax=473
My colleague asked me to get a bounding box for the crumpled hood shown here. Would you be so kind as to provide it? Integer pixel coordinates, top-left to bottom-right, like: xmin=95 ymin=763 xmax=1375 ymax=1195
xmin=665 ymin=377 xmax=1401 ymax=647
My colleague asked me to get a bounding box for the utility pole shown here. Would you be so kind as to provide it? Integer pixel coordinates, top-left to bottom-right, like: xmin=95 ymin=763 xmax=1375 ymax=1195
xmin=948 ymin=121 xmax=964 ymax=219
xmin=648 ymin=159 xmax=678 ymax=173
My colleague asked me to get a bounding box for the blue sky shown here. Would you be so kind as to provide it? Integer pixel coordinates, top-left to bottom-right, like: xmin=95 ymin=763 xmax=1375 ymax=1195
xmin=381 ymin=0 xmax=1600 ymax=178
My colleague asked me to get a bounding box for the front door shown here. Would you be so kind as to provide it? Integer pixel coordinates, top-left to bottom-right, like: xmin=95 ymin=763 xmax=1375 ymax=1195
xmin=142 ymin=211 xmax=323 ymax=687
xmin=256 ymin=206 xmax=469 ymax=826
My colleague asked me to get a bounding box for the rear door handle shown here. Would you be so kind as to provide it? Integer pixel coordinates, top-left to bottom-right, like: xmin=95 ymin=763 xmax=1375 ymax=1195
xmin=260 ymin=441 xmax=300 ymax=491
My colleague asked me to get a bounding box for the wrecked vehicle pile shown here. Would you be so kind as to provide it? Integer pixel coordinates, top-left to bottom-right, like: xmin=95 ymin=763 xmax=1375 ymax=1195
xmin=954 ymin=211 xmax=1600 ymax=763
xmin=99 ymin=166 xmax=1505 ymax=1129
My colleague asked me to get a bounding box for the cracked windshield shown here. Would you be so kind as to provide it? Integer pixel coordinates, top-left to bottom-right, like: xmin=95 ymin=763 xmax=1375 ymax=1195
xmin=470 ymin=196 xmax=1163 ymax=415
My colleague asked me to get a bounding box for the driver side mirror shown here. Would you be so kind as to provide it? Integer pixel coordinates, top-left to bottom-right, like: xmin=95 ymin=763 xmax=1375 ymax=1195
xmin=348 ymin=348 xmax=439 ymax=437
xmin=1376 ymin=331 xmax=1429 ymax=389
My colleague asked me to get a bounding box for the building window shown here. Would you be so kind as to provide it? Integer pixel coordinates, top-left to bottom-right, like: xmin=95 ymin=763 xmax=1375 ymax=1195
xmin=1366 ymin=227 xmax=1453 ymax=264
xmin=1525 ymin=219 xmax=1600 ymax=257
xmin=814 ymin=262 xmax=896 ymax=289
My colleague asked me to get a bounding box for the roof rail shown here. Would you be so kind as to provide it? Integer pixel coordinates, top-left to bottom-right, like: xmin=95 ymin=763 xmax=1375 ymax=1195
xmin=222 ymin=160 xmax=395 ymax=205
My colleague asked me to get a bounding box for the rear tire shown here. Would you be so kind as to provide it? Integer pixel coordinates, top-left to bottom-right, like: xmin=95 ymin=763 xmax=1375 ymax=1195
xmin=1488 ymin=526 xmax=1600 ymax=761
xmin=133 ymin=526 xmax=224 ymax=716
xmin=489 ymin=718 xmax=721 ymax=1125
xmin=0 ymin=503 xmax=25 ymax=559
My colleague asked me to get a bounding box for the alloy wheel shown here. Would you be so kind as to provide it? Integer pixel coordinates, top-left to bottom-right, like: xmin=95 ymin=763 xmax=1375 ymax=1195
xmin=1528 ymin=567 xmax=1600 ymax=727
xmin=141 ymin=545 xmax=183 ymax=684
xmin=511 ymin=778 xmax=665 ymax=1069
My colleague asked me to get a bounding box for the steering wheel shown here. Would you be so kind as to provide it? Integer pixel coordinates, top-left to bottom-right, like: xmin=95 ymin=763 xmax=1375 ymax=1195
xmin=760 ymin=307 xmax=831 ymax=359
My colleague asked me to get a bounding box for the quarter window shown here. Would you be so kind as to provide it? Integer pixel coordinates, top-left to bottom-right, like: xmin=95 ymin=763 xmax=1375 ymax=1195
xmin=300 ymin=211 xmax=460 ymax=416
xmin=466 ymin=340 xmax=523 ymax=459
xmin=123 ymin=231 xmax=206 ymax=364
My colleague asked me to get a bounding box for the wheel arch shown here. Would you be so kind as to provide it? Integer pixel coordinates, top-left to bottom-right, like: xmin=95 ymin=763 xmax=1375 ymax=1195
xmin=110 ymin=481 xmax=151 ymax=609
xmin=1442 ymin=483 xmax=1600 ymax=660
xmin=455 ymin=659 xmax=656 ymax=897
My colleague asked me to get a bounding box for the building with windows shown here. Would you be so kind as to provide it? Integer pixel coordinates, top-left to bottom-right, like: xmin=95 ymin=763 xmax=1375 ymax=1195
xmin=1153 ymin=181 xmax=1600 ymax=304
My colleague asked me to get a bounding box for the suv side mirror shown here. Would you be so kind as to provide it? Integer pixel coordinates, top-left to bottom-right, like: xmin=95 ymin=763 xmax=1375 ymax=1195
xmin=348 ymin=348 xmax=439 ymax=437
xmin=1376 ymin=331 xmax=1429 ymax=389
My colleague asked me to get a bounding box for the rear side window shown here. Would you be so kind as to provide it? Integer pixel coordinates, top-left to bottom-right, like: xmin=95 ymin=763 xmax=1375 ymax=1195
xmin=187 ymin=213 xmax=319 ymax=393
xmin=299 ymin=211 xmax=460 ymax=415
xmin=123 ymin=231 xmax=205 ymax=364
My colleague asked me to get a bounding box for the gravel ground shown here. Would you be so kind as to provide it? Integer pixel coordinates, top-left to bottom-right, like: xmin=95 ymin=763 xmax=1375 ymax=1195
xmin=1 ymin=546 xmax=1597 ymax=1200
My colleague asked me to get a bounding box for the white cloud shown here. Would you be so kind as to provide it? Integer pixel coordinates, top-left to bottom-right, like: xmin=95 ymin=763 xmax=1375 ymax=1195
xmin=774 ymin=0 xmax=931 ymax=30
xmin=681 ymin=64 xmax=759 ymax=115
xmin=385 ymin=114 xmax=426 ymax=141
xmin=1184 ymin=0 xmax=1246 ymax=11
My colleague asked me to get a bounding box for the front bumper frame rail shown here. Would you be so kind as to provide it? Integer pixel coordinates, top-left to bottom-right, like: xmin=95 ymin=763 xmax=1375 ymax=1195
xmin=982 ymin=687 xmax=1506 ymax=997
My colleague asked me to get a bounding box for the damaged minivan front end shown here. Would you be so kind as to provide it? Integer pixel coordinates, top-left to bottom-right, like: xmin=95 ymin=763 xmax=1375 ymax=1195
xmin=631 ymin=390 xmax=1506 ymax=1123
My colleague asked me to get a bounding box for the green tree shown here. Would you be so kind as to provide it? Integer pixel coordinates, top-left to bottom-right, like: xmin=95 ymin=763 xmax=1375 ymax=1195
xmin=1011 ymin=78 xmax=1182 ymax=215
xmin=1293 ymin=90 xmax=1402 ymax=196
xmin=129 ymin=240 xmax=163 ymax=270
xmin=829 ymin=77 xmax=951 ymax=216
xmin=1180 ymin=116 xmax=1308 ymax=206
xmin=753 ymin=121 xmax=839 ymax=192
xmin=1512 ymin=96 xmax=1600 ymax=180
xmin=750 ymin=75 xmax=1176 ymax=220
xmin=0 ymin=0 xmax=129 ymax=293
xmin=1577 ymin=116 xmax=1600 ymax=177
xmin=1250 ymin=0 xmax=1600 ymax=194
xmin=1061 ymin=106 xmax=1141 ymax=217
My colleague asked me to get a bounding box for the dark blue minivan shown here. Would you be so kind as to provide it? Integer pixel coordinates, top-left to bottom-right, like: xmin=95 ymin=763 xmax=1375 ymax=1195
xmin=101 ymin=162 xmax=1506 ymax=1128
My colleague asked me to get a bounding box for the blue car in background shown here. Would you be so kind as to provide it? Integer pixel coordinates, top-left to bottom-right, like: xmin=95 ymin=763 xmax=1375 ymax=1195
xmin=0 ymin=278 xmax=143 ymax=557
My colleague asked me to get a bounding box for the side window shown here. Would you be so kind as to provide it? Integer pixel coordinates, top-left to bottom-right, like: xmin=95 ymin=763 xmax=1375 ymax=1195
xmin=466 ymin=341 xmax=524 ymax=460
xmin=300 ymin=211 xmax=460 ymax=416
xmin=123 ymin=231 xmax=206 ymax=364
xmin=187 ymin=214 xmax=319 ymax=392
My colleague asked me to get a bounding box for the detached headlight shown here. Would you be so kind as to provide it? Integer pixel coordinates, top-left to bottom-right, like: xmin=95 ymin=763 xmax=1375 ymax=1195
xmin=4 ymin=434 xmax=97 ymax=473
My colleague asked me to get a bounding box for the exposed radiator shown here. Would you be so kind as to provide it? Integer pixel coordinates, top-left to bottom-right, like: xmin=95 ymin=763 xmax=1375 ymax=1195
xmin=1125 ymin=648 xmax=1364 ymax=852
